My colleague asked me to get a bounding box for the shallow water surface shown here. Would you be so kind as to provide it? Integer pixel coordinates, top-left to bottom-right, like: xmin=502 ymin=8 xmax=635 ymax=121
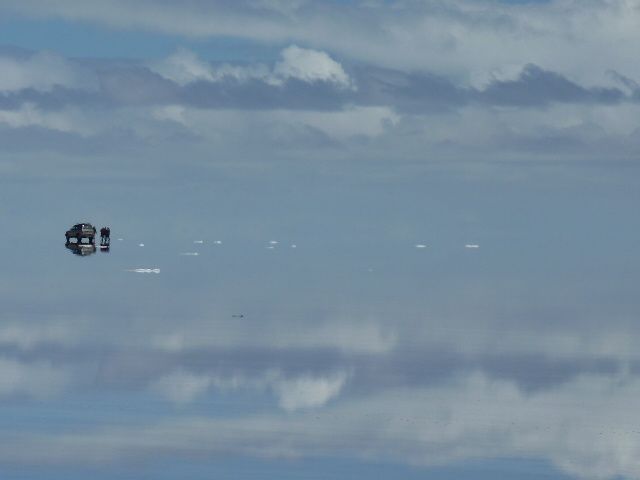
xmin=2 ymin=173 xmax=640 ymax=480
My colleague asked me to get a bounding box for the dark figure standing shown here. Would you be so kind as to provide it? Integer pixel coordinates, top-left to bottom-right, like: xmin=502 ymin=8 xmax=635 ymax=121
xmin=100 ymin=226 xmax=111 ymax=246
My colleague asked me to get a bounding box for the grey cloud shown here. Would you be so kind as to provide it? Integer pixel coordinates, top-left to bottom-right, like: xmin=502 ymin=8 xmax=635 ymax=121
xmin=0 ymin=51 xmax=634 ymax=114
xmin=354 ymin=64 xmax=629 ymax=113
xmin=99 ymin=63 xmax=636 ymax=111
xmin=609 ymin=70 xmax=640 ymax=103
xmin=1 ymin=49 xmax=639 ymax=165
xmin=0 ymin=332 xmax=630 ymax=400
xmin=607 ymin=70 xmax=639 ymax=93
xmin=492 ymin=122 xmax=640 ymax=158
xmin=350 ymin=350 xmax=623 ymax=395
xmin=98 ymin=66 xmax=179 ymax=105
xmin=180 ymin=77 xmax=349 ymax=111
xmin=261 ymin=122 xmax=339 ymax=149
xmin=0 ymin=124 xmax=142 ymax=154
xmin=479 ymin=64 xmax=625 ymax=106
xmin=0 ymin=86 xmax=104 ymax=110
xmin=353 ymin=66 xmax=468 ymax=113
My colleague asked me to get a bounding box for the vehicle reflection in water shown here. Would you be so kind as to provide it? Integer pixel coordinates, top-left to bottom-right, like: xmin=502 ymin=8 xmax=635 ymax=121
xmin=65 ymin=242 xmax=97 ymax=256
xmin=99 ymin=244 xmax=110 ymax=253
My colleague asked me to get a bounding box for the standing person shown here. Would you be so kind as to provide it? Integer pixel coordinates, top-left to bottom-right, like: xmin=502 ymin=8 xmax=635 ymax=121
xmin=100 ymin=227 xmax=111 ymax=246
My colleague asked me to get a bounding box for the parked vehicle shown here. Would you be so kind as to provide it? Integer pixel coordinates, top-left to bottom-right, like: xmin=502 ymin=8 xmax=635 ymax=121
xmin=65 ymin=223 xmax=96 ymax=244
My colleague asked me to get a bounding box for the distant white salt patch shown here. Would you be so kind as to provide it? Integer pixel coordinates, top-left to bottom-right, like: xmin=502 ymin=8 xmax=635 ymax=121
xmin=139 ymin=243 xmax=145 ymax=247
xmin=465 ymin=244 xmax=480 ymax=249
xmin=194 ymin=240 xmax=204 ymax=244
xmin=179 ymin=252 xmax=199 ymax=256
xmin=214 ymin=240 xmax=222 ymax=245
xmin=126 ymin=268 xmax=160 ymax=274
xmin=269 ymin=240 xmax=278 ymax=245
xmin=415 ymin=244 xmax=427 ymax=249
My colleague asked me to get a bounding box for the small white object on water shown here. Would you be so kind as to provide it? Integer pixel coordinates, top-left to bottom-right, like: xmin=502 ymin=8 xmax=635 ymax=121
xmin=180 ymin=252 xmax=199 ymax=256
xmin=269 ymin=240 xmax=278 ymax=245
xmin=214 ymin=240 xmax=222 ymax=245
xmin=267 ymin=246 xmax=275 ymax=249
xmin=465 ymin=244 xmax=480 ymax=249
xmin=117 ymin=238 xmax=124 ymax=241
xmin=126 ymin=268 xmax=160 ymax=274
xmin=194 ymin=240 xmax=204 ymax=244
xmin=291 ymin=244 xmax=297 ymax=248
xmin=139 ymin=243 xmax=145 ymax=247
xmin=415 ymin=244 xmax=427 ymax=249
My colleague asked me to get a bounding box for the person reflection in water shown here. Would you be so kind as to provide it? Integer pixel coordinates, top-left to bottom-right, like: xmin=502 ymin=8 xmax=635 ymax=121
xmin=100 ymin=226 xmax=111 ymax=247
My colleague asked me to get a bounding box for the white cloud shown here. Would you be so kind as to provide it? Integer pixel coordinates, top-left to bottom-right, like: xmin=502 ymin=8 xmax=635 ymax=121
xmin=150 ymin=46 xmax=351 ymax=88
xmin=151 ymin=319 xmax=395 ymax=355
xmin=273 ymin=45 xmax=352 ymax=88
xmin=0 ymin=103 xmax=89 ymax=134
xmin=149 ymin=49 xmax=216 ymax=86
xmin=155 ymin=106 xmax=398 ymax=146
xmin=249 ymin=0 xmax=308 ymax=16
xmin=270 ymin=106 xmax=398 ymax=139
xmin=151 ymin=370 xmax=212 ymax=404
xmin=469 ymin=63 xmax=527 ymax=90
xmin=150 ymin=369 xmax=348 ymax=411
xmin=152 ymin=105 xmax=188 ymax=125
xmin=0 ymin=357 xmax=69 ymax=398
xmin=0 ymin=323 xmax=75 ymax=350
xmin=0 ymin=51 xmax=96 ymax=93
xmin=274 ymin=372 xmax=348 ymax=411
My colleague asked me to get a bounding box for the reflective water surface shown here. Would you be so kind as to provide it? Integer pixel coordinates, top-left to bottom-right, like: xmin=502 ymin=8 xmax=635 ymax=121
xmin=1 ymin=169 xmax=640 ymax=480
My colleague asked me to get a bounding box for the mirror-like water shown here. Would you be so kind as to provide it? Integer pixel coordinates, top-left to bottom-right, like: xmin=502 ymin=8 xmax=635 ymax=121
xmin=2 ymin=169 xmax=639 ymax=480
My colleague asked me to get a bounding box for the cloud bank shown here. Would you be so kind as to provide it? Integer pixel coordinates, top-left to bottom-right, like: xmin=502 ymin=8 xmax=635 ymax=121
xmin=1 ymin=45 xmax=639 ymax=165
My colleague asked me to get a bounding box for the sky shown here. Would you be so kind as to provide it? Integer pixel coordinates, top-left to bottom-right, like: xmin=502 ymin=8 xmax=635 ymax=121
xmin=1 ymin=1 xmax=640 ymax=479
